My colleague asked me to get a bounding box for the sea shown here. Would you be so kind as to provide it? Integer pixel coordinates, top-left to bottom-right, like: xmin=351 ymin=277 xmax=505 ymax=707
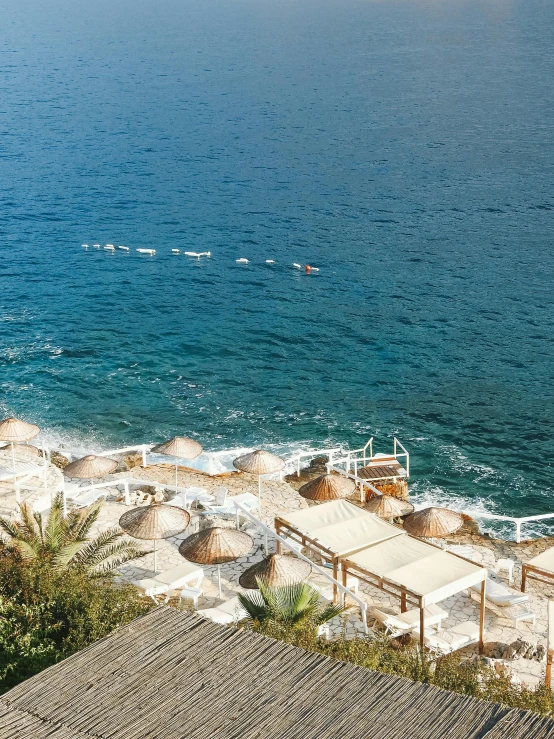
xmin=1 ymin=0 xmax=553 ymax=538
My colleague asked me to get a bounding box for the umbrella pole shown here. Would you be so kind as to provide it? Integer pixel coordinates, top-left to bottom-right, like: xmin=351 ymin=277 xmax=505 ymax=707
xmin=258 ymin=476 xmax=262 ymax=512
xmin=175 ymin=463 xmax=178 ymax=491
xmin=218 ymin=565 xmax=222 ymax=599
xmin=11 ymin=442 xmax=16 ymax=488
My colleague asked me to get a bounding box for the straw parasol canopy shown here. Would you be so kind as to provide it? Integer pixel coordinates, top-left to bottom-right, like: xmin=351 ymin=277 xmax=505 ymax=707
xmin=233 ymin=450 xmax=285 ymax=511
xmin=151 ymin=436 xmax=203 ymax=489
xmin=403 ymin=507 xmax=464 ymax=538
xmin=299 ymin=473 xmax=356 ymax=502
xmin=64 ymin=455 xmax=118 ymax=480
xmin=239 ymin=553 xmax=311 ymax=589
xmin=152 ymin=436 xmax=203 ymax=459
xmin=179 ymin=526 xmax=253 ymax=598
xmin=0 ymin=417 xmax=40 ymax=442
xmin=119 ymin=502 xmax=191 ymax=573
xmin=364 ymin=494 xmax=414 ymax=520
xmin=0 ymin=417 xmax=42 ymax=487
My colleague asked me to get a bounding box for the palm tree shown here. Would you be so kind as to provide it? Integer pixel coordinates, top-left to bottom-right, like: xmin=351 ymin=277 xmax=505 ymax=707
xmin=0 ymin=493 xmax=149 ymax=577
xmin=237 ymin=580 xmax=346 ymax=628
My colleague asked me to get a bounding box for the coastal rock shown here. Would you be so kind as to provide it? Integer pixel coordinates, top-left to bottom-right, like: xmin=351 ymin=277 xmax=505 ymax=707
xmin=114 ymin=452 xmax=143 ymax=472
xmin=483 ymin=642 xmax=515 ymax=660
xmin=50 ymin=450 xmax=70 ymax=470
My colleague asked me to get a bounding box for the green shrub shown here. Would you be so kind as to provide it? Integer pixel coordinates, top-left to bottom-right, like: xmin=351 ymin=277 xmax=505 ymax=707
xmin=0 ymin=551 xmax=152 ymax=693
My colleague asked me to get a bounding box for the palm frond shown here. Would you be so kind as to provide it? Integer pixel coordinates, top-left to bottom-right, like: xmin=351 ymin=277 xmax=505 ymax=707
xmin=237 ymin=590 xmax=268 ymax=622
xmin=70 ymin=502 xmax=103 ymax=541
xmin=53 ymin=541 xmax=87 ymax=569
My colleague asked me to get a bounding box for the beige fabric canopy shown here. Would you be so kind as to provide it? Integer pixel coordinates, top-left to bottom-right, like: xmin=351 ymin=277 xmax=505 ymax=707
xmin=0 ymin=417 xmax=40 ymax=442
xmin=239 ymin=554 xmax=311 ymax=589
xmin=525 ymin=547 xmax=554 ymax=574
xmin=403 ymin=507 xmax=463 ymax=538
xmin=278 ymin=499 xmax=403 ymax=557
xmin=345 ymin=537 xmax=485 ymax=607
xmin=365 ymin=495 xmax=414 ymax=519
xmin=64 ymin=455 xmax=118 ymax=479
xmin=299 ymin=473 xmax=356 ymax=501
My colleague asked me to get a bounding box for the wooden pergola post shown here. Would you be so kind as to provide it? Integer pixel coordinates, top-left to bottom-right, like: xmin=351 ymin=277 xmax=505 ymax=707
xmin=419 ymin=600 xmax=425 ymax=651
xmin=401 ymin=592 xmax=407 ymax=613
xmin=332 ymin=556 xmax=339 ymax=604
xmin=275 ymin=521 xmax=282 ymax=554
xmin=521 ymin=566 xmax=527 ymax=592
xmin=479 ymin=579 xmax=486 ymax=654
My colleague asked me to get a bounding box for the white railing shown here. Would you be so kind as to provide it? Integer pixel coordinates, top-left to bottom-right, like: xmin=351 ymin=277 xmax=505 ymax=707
xmin=460 ymin=510 xmax=554 ymax=544
xmin=286 ymin=447 xmax=343 ymax=478
xmin=325 ymin=462 xmax=383 ymax=502
xmin=233 ymin=501 xmax=369 ymax=633
xmin=393 ymin=437 xmax=410 ymax=477
xmin=97 ymin=444 xmax=152 ymax=467
xmin=329 ymin=437 xmax=409 ymax=483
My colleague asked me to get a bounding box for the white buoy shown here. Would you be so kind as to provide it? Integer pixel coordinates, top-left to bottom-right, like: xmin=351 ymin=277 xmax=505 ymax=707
xmin=104 ymin=245 xmax=115 ymax=251
xmin=265 ymin=259 xmax=275 ymax=264
xmin=118 ymin=246 xmax=130 ymax=251
xmin=310 ymin=267 xmax=320 ymax=272
xmin=171 ymin=249 xmax=180 ymax=254
xmin=197 ymin=251 xmax=211 ymax=257
xmin=137 ymin=248 xmax=156 ymax=255
xmin=81 ymin=244 xmax=89 ymax=248
xmin=93 ymin=244 xmax=101 ymax=248
xmin=236 ymin=258 xmax=249 ymax=264
xmin=292 ymin=263 xmax=302 ymax=269
xmin=184 ymin=251 xmax=200 ymax=257
xmin=106 ymin=244 xmax=114 ymax=248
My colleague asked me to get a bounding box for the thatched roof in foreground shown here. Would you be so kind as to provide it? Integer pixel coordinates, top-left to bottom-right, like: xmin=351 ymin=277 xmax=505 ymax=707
xmin=0 ymin=608 xmax=552 ymax=739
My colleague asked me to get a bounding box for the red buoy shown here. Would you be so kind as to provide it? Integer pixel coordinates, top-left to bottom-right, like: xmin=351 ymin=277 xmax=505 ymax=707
xmin=305 ymin=264 xmax=311 ymax=273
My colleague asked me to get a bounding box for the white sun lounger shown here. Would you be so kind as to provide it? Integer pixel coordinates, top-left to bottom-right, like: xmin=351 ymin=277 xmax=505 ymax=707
xmin=414 ymin=621 xmax=480 ymax=655
xmin=470 ymin=574 xmax=535 ymax=626
xmin=372 ymin=604 xmax=448 ymax=638
xmin=0 ymin=461 xmax=44 ymax=483
xmin=131 ymin=561 xmax=204 ymax=602
xmin=202 ymin=491 xmax=259 ymax=516
xmin=66 ymin=486 xmax=108 ymax=509
xmin=197 ymin=596 xmax=248 ymax=625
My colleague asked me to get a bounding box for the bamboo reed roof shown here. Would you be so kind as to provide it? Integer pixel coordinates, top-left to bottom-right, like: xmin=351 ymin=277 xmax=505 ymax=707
xmin=151 ymin=436 xmax=203 ymax=459
xmin=299 ymin=473 xmax=356 ymax=501
xmin=119 ymin=503 xmax=190 ymax=541
xmin=64 ymin=454 xmax=118 ymax=479
xmin=0 ymin=607 xmax=552 ymax=739
xmin=403 ymin=507 xmax=464 ymax=538
xmin=0 ymin=417 xmax=40 ymax=442
xmin=178 ymin=526 xmax=253 ymax=565
xmin=239 ymin=554 xmax=311 ymax=589
xmin=233 ymin=449 xmax=285 ymax=475
xmin=364 ymin=494 xmax=414 ymax=519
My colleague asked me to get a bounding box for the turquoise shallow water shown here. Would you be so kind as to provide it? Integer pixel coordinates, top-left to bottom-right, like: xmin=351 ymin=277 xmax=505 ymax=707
xmin=1 ymin=0 xmax=554 ymax=534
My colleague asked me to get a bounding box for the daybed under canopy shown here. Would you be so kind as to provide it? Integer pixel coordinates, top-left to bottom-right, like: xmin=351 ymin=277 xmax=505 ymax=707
xmin=275 ymin=499 xmax=487 ymax=651
xmin=522 ymin=546 xmax=554 ymax=592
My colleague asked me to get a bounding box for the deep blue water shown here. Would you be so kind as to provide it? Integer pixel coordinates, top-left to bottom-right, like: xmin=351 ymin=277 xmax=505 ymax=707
xmin=1 ymin=0 xmax=554 ymax=533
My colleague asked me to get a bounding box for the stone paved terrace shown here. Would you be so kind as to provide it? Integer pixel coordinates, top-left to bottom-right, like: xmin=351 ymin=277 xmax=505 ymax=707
xmin=2 ymin=449 xmax=554 ymax=688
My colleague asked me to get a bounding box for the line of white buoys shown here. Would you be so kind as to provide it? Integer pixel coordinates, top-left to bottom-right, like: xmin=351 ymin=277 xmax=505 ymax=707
xmin=236 ymin=258 xmax=249 ymax=264
xmin=118 ymin=246 xmax=130 ymax=251
xmin=104 ymin=245 xmax=115 ymax=251
xmin=171 ymin=249 xmax=180 ymax=254
xmin=265 ymin=259 xmax=275 ymax=264
xmin=93 ymin=244 xmax=101 ymax=248
xmin=137 ymin=248 xmax=156 ymax=255
xmin=184 ymin=251 xmax=211 ymax=258
xmin=292 ymin=263 xmax=302 ymax=269
xmin=82 ymin=244 xmax=89 ymax=248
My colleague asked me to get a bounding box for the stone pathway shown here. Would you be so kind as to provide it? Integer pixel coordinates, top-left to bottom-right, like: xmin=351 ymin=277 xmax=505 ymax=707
xmin=0 ymin=455 xmax=551 ymax=687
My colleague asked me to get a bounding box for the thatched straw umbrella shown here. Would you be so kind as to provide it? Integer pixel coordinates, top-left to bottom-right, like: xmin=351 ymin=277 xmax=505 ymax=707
xmin=299 ymin=473 xmax=356 ymax=502
xmin=239 ymin=553 xmax=311 ymax=589
xmin=119 ymin=502 xmax=190 ymax=573
xmin=403 ymin=507 xmax=463 ymax=539
xmin=364 ymin=494 xmax=414 ymax=522
xmin=233 ymin=450 xmax=285 ymax=511
xmin=179 ymin=526 xmax=253 ymax=598
xmin=63 ymin=455 xmax=118 ymax=511
xmin=0 ymin=417 xmax=41 ymax=486
xmin=151 ymin=436 xmax=203 ymax=490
